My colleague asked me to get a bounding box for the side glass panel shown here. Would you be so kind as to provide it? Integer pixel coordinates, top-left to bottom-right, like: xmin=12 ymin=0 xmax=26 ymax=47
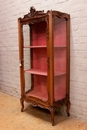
xmin=54 ymin=17 xmax=66 ymax=101
xmin=23 ymin=25 xmax=31 ymax=92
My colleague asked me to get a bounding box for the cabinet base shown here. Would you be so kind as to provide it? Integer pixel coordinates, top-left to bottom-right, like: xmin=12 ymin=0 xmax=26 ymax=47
xmin=20 ymin=96 xmax=70 ymax=126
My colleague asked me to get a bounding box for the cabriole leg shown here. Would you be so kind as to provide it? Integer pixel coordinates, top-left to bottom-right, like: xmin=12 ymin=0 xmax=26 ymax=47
xmin=20 ymin=98 xmax=24 ymax=112
xmin=66 ymin=100 xmax=70 ymax=116
xmin=49 ymin=107 xmax=55 ymax=126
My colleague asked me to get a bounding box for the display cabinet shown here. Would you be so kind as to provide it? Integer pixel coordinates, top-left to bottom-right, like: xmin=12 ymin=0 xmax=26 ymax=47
xmin=18 ymin=6 xmax=70 ymax=126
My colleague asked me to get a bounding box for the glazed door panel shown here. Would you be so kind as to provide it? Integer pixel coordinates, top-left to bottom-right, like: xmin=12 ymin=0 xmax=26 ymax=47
xmin=23 ymin=21 xmax=49 ymax=101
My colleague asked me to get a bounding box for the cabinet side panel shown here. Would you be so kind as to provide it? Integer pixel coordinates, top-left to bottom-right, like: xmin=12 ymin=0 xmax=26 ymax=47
xmin=54 ymin=48 xmax=66 ymax=72
xmin=54 ymin=18 xmax=66 ymax=46
xmin=54 ymin=75 xmax=66 ymax=101
xmin=54 ymin=17 xmax=66 ymax=101
xmin=23 ymin=25 xmax=31 ymax=91
xmin=54 ymin=17 xmax=66 ymax=73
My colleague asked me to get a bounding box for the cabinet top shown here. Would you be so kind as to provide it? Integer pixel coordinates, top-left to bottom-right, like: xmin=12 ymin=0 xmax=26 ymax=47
xmin=18 ymin=6 xmax=70 ymax=21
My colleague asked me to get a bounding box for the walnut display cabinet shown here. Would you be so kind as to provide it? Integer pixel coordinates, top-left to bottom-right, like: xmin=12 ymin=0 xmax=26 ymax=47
xmin=18 ymin=6 xmax=70 ymax=126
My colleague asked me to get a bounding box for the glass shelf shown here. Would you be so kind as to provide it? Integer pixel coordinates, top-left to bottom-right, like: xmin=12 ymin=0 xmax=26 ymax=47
xmin=24 ymin=45 xmax=47 ymax=48
xmin=25 ymin=69 xmax=47 ymax=76
xmin=25 ymin=68 xmax=66 ymax=76
xmin=54 ymin=71 xmax=66 ymax=76
xmin=24 ymin=45 xmax=66 ymax=48
xmin=54 ymin=45 xmax=66 ymax=48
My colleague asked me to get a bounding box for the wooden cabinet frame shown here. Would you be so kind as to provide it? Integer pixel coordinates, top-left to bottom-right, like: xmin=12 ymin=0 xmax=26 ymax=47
xmin=18 ymin=6 xmax=70 ymax=126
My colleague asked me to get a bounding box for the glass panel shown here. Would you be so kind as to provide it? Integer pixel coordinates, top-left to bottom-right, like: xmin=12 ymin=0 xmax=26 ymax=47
xmin=23 ymin=25 xmax=31 ymax=92
xmin=23 ymin=21 xmax=48 ymax=101
xmin=54 ymin=16 xmax=66 ymax=101
xmin=23 ymin=24 xmax=30 ymax=47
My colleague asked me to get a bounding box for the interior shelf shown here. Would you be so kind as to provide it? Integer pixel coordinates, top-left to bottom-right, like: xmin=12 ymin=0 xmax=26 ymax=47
xmin=25 ymin=89 xmax=48 ymax=101
xmin=24 ymin=45 xmax=66 ymax=48
xmin=54 ymin=71 xmax=66 ymax=76
xmin=25 ymin=69 xmax=47 ymax=76
xmin=25 ymin=68 xmax=66 ymax=76
xmin=54 ymin=45 xmax=66 ymax=48
xmin=24 ymin=45 xmax=47 ymax=48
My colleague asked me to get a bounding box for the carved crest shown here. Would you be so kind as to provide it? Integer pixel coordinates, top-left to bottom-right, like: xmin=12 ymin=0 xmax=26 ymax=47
xmin=24 ymin=6 xmax=44 ymax=18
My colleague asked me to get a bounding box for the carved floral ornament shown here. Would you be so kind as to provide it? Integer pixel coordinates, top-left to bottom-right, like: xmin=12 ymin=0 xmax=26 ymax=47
xmin=24 ymin=6 xmax=45 ymax=18
xmin=23 ymin=6 xmax=69 ymax=20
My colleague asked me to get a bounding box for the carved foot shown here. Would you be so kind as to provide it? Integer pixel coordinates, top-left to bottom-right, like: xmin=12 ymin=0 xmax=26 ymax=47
xmin=66 ymin=100 xmax=70 ymax=117
xmin=49 ymin=107 xmax=55 ymax=126
xmin=20 ymin=98 xmax=24 ymax=112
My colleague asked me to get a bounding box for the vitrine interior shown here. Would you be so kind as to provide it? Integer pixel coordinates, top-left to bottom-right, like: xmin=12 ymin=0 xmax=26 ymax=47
xmin=24 ymin=21 xmax=48 ymax=101
xmin=18 ymin=7 xmax=70 ymax=126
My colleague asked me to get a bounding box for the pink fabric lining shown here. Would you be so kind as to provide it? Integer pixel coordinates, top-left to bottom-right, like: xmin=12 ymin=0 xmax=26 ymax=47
xmin=32 ymin=48 xmax=47 ymax=70
xmin=31 ymin=21 xmax=46 ymax=46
